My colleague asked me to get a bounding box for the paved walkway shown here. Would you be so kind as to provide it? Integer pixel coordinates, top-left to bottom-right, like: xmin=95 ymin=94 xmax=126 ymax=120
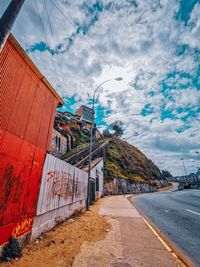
xmin=72 ymin=195 xmax=179 ymax=267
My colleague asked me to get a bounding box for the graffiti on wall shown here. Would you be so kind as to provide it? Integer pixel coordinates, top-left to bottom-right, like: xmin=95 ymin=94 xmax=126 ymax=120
xmin=0 ymin=165 xmax=23 ymax=217
xmin=46 ymin=171 xmax=84 ymax=199
xmin=12 ymin=218 xmax=34 ymax=238
xmin=36 ymin=154 xmax=88 ymax=215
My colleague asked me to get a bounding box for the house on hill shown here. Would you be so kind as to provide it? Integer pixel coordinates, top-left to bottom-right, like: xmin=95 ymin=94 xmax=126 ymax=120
xmin=75 ymin=105 xmax=94 ymax=131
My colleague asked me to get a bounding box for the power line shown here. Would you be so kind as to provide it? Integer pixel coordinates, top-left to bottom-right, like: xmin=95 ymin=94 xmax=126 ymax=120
xmin=43 ymin=0 xmax=66 ymax=90
xmin=47 ymin=0 xmax=141 ymax=97
xmin=33 ymin=0 xmax=61 ymax=90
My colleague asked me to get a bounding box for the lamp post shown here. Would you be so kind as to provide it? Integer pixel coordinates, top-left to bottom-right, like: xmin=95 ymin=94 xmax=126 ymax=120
xmin=86 ymin=77 xmax=122 ymax=210
xmin=181 ymin=158 xmax=187 ymax=176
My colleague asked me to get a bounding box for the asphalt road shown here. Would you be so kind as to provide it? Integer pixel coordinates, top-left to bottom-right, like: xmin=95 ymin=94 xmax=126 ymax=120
xmin=133 ymin=187 xmax=200 ymax=266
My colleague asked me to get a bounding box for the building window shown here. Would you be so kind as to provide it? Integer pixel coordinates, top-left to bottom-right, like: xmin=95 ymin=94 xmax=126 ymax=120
xmin=55 ymin=136 xmax=58 ymax=147
xmin=55 ymin=136 xmax=61 ymax=151
xmin=58 ymin=137 xmax=61 ymax=150
xmin=96 ymin=170 xmax=99 ymax=191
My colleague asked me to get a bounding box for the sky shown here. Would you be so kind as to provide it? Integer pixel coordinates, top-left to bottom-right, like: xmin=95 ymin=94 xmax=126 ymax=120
xmin=1 ymin=0 xmax=200 ymax=175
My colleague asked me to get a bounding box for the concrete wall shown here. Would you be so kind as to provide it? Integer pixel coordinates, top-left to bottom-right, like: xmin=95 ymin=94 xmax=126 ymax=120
xmin=104 ymin=178 xmax=160 ymax=195
xmin=50 ymin=129 xmax=68 ymax=158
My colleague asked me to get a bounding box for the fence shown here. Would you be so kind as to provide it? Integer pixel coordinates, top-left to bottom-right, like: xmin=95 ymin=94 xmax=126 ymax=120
xmin=170 ymin=169 xmax=200 ymax=189
xmin=31 ymin=154 xmax=88 ymax=240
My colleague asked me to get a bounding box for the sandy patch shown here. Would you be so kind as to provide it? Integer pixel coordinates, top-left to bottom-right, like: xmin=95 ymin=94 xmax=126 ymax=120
xmin=0 ymin=203 xmax=110 ymax=267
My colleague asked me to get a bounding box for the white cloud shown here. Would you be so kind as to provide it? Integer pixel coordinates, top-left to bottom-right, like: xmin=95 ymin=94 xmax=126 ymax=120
xmin=1 ymin=0 xmax=200 ymax=175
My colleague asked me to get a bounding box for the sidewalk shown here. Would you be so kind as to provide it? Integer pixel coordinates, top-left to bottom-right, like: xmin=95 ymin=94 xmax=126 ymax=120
xmin=73 ymin=195 xmax=179 ymax=267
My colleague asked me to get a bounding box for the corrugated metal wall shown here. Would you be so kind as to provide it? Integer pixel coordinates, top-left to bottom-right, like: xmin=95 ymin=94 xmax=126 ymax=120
xmin=36 ymin=154 xmax=87 ymax=215
xmin=0 ymin=37 xmax=61 ymax=245
xmin=0 ymin=39 xmax=58 ymax=151
xmin=31 ymin=154 xmax=88 ymax=239
xmin=0 ymin=131 xmax=46 ymax=245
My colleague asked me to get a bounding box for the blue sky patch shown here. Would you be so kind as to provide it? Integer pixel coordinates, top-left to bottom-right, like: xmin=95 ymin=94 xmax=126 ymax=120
xmin=141 ymin=104 xmax=154 ymax=116
xmin=176 ymin=0 xmax=199 ymax=25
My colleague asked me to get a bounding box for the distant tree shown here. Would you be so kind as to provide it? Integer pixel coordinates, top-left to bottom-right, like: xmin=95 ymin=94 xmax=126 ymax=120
xmin=110 ymin=120 xmax=124 ymax=137
xmin=162 ymin=170 xmax=172 ymax=178
xmin=102 ymin=129 xmax=112 ymax=138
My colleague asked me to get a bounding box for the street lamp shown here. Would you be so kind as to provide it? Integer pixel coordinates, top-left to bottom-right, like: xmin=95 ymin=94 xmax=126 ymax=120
xmin=86 ymin=77 xmax=123 ymax=210
xmin=181 ymin=158 xmax=187 ymax=176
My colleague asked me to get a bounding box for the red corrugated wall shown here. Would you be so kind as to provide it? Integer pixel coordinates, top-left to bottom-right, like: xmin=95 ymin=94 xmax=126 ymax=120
xmin=0 ymin=36 xmax=61 ymax=245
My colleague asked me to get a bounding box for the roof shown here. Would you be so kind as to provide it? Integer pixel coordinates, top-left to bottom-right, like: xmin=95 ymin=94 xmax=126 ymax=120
xmin=82 ymin=157 xmax=103 ymax=173
xmin=8 ymin=34 xmax=64 ymax=105
xmin=81 ymin=105 xmax=93 ymax=110
xmin=64 ymin=111 xmax=74 ymax=116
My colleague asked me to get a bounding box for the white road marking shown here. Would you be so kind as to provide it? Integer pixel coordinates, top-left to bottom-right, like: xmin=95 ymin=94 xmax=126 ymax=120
xmin=164 ymin=210 xmax=169 ymax=213
xmin=143 ymin=218 xmax=172 ymax=252
xmin=186 ymin=209 xmax=200 ymax=216
xmin=143 ymin=218 xmax=187 ymax=266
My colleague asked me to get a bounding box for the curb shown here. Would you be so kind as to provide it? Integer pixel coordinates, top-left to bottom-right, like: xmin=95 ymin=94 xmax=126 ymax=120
xmin=129 ymin=196 xmax=195 ymax=267
xmin=157 ymin=185 xmax=173 ymax=192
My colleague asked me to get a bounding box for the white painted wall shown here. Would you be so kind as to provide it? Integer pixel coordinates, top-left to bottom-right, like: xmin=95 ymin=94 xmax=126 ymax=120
xmin=90 ymin=159 xmax=104 ymax=199
xmin=31 ymin=154 xmax=88 ymax=240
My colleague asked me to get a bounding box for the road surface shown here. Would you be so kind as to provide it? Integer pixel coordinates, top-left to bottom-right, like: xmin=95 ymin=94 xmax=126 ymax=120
xmin=133 ymin=187 xmax=200 ymax=266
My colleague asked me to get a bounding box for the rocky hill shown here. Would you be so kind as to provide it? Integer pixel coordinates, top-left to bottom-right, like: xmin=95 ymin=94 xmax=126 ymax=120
xmin=104 ymin=137 xmax=167 ymax=184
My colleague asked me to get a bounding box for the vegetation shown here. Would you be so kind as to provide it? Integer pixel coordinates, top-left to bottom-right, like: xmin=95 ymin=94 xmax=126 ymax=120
xmin=104 ymin=137 xmax=164 ymax=183
xmin=102 ymin=129 xmax=112 ymax=138
xmin=70 ymin=125 xmax=90 ymax=145
xmin=110 ymin=120 xmax=124 ymax=137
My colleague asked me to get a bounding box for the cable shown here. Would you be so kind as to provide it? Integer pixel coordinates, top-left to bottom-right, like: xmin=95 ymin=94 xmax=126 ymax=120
xmin=43 ymin=0 xmax=66 ymax=91
xmin=33 ymin=0 xmax=61 ymax=90
xmin=48 ymin=0 xmax=141 ymax=97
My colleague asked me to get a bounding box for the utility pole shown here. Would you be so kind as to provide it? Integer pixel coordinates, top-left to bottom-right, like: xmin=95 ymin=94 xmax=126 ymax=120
xmin=86 ymin=77 xmax=122 ymax=210
xmin=0 ymin=0 xmax=25 ymax=52
xmin=181 ymin=158 xmax=187 ymax=176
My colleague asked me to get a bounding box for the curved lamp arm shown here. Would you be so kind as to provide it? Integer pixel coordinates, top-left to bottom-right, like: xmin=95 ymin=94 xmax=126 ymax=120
xmin=92 ymin=77 xmax=122 ymax=110
xmin=92 ymin=79 xmax=113 ymax=110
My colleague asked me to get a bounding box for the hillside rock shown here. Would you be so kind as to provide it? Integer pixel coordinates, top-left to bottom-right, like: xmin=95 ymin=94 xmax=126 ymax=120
xmin=104 ymin=137 xmax=167 ymax=184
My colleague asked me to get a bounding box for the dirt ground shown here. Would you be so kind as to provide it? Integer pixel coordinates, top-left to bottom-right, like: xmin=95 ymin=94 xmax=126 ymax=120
xmin=0 ymin=202 xmax=110 ymax=267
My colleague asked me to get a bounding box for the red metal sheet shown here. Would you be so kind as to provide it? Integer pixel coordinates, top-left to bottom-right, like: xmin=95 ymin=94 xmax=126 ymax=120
xmin=0 ymin=36 xmax=63 ymax=246
xmin=7 ymin=71 xmax=37 ymax=139
xmin=0 ymin=134 xmax=46 ymax=245
xmin=23 ymin=148 xmax=46 ymax=218
xmin=0 ymin=217 xmax=34 ymax=245
xmin=0 ymin=132 xmax=35 ymax=226
xmin=0 ymin=39 xmax=11 ymax=64
xmin=0 ymin=131 xmax=22 ymax=225
xmin=0 ymin=38 xmax=60 ymax=151
xmin=24 ymin=84 xmax=47 ymax=145
xmin=0 ymin=41 xmax=25 ymax=132
xmin=37 ymin=82 xmax=56 ymax=150
xmin=46 ymin=100 xmax=58 ymax=151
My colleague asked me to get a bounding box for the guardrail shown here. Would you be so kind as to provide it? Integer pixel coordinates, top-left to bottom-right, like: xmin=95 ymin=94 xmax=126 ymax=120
xmin=62 ymin=140 xmax=107 ymax=168
xmin=61 ymin=143 xmax=90 ymax=160
xmin=169 ymin=170 xmax=200 ymax=189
